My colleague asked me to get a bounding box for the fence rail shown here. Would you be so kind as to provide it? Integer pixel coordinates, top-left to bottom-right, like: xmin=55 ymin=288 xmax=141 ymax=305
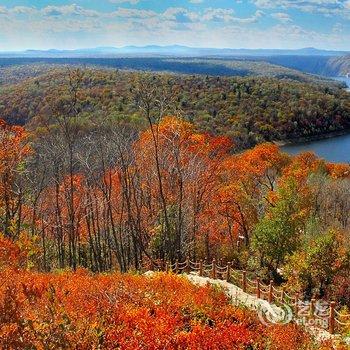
xmin=143 ymin=257 xmax=349 ymax=335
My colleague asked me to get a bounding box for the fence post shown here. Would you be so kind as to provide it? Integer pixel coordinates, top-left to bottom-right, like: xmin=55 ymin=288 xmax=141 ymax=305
xmin=310 ymin=299 xmax=315 ymax=318
xmin=212 ymin=259 xmax=217 ymax=279
xmin=280 ymin=287 xmax=285 ymax=303
xmin=294 ymin=293 xmax=299 ymax=317
xmin=175 ymin=259 xmax=179 ymax=274
xmin=186 ymin=256 xmax=190 ymax=274
xmin=256 ymin=278 xmax=261 ymax=299
xmin=242 ymin=271 xmax=247 ymax=292
xmin=268 ymin=280 xmax=273 ymax=303
xmin=329 ymin=301 xmax=336 ymax=335
xmin=226 ymin=262 xmax=231 ymax=282
xmin=165 ymin=261 xmax=169 ymax=273
xmin=138 ymin=260 xmax=142 ymax=273
xmin=199 ymin=260 xmax=203 ymax=277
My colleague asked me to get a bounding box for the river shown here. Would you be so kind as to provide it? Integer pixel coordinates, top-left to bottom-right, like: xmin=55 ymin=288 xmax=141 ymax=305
xmin=282 ymin=133 xmax=350 ymax=163
xmin=332 ymin=76 xmax=350 ymax=92
xmin=282 ymin=77 xmax=350 ymax=163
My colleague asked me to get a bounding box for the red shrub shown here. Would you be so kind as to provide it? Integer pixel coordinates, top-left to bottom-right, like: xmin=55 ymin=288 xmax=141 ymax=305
xmin=0 ymin=270 xmax=320 ymax=349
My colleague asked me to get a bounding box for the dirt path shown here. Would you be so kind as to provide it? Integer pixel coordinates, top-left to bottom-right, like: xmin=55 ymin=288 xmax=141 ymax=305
xmin=145 ymin=270 xmax=341 ymax=344
xmin=185 ymin=272 xmax=338 ymax=344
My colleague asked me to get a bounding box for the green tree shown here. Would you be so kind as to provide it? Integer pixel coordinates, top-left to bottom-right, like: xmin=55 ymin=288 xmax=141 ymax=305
xmin=252 ymin=180 xmax=303 ymax=278
xmin=284 ymin=230 xmax=342 ymax=298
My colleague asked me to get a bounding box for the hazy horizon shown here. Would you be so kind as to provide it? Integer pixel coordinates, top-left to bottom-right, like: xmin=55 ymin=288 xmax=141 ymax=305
xmin=0 ymin=44 xmax=349 ymax=53
xmin=1 ymin=1 xmax=350 ymax=52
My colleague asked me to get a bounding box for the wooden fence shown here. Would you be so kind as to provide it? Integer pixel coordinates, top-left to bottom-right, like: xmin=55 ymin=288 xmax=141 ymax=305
xmin=145 ymin=257 xmax=350 ymax=335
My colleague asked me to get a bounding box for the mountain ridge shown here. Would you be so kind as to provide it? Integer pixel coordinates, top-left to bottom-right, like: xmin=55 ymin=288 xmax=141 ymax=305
xmin=1 ymin=45 xmax=348 ymax=57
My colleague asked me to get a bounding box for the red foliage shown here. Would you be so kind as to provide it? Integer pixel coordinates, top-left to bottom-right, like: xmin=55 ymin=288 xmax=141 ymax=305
xmin=0 ymin=235 xmax=21 ymax=268
xmin=0 ymin=270 xmax=318 ymax=350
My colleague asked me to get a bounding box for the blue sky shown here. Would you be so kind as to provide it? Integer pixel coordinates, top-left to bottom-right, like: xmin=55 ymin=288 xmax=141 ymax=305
xmin=0 ymin=0 xmax=350 ymax=50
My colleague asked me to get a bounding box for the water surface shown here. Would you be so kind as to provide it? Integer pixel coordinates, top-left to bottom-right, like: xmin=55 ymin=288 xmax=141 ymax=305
xmin=282 ymin=133 xmax=350 ymax=163
xmin=332 ymin=76 xmax=350 ymax=91
xmin=282 ymin=77 xmax=350 ymax=163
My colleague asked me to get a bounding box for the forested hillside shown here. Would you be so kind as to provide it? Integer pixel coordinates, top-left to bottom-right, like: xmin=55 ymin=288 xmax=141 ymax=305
xmin=1 ymin=110 xmax=350 ymax=312
xmin=2 ymin=0 xmax=350 ymax=345
xmin=2 ymin=66 xmax=350 ymax=347
xmin=0 ymin=64 xmax=55 ymax=85
xmin=327 ymin=56 xmax=350 ymax=76
xmin=0 ymin=57 xmax=337 ymax=84
xmin=1 ymin=67 xmax=350 ymax=149
xmin=248 ymin=55 xmax=350 ymax=77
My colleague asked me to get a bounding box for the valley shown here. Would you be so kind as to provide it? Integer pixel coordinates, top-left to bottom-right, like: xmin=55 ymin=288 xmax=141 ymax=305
xmin=1 ymin=65 xmax=350 ymax=151
xmin=1 ymin=49 xmax=350 ymax=349
xmin=2 ymin=0 xmax=350 ymax=347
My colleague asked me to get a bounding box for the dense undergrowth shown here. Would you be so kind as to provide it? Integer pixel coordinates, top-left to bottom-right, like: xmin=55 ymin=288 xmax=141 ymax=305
xmin=0 ymin=269 xmax=329 ymax=350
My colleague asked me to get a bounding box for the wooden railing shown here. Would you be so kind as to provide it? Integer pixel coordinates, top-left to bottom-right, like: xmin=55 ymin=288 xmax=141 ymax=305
xmin=144 ymin=257 xmax=350 ymax=335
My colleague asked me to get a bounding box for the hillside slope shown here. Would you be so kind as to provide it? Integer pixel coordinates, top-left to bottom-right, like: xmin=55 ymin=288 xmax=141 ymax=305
xmin=0 ymin=57 xmax=335 ymax=85
xmin=1 ymin=67 xmax=350 ymax=149
xmin=327 ymin=56 xmax=350 ymax=76
xmin=0 ymin=267 xmax=322 ymax=349
xmin=254 ymin=55 xmax=350 ymax=77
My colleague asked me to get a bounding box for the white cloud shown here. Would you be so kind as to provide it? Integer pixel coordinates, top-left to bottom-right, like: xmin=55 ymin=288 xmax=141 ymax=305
xmin=0 ymin=3 xmax=349 ymax=51
xmin=0 ymin=6 xmax=8 ymax=15
xmin=254 ymin=0 xmax=341 ymax=8
xmin=163 ymin=7 xmax=198 ymax=22
xmin=332 ymin=22 xmax=343 ymax=33
xmin=11 ymin=6 xmax=36 ymax=15
xmin=111 ymin=8 xmax=156 ymax=18
xmin=109 ymin=0 xmax=140 ymax=4
xmin=271 ymin=12 xmax=292 ymax=22
xmin=202 ymin=8 xmax=235 ymax=22
xmin=42 ymin=4 xmax=99 ymax=17
xmin=253 ymin=0 xmax=350 ymax=17
xmin=202 ymin=8 xmax=264 ymax=23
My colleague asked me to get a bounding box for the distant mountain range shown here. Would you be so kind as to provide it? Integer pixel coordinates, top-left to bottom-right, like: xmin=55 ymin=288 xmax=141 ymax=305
xmin=0 ymin=45 xmax=349 ymax=58
xmin=1 ymin=46 xmax=349 ymax=78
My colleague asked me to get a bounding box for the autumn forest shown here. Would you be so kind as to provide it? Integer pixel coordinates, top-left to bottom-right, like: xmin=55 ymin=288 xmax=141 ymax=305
xmin=1 ymin=66 xmax=350 ymax=349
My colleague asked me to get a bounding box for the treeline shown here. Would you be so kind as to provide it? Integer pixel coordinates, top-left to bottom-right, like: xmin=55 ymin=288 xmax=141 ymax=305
xmin=327 ymin=55 xmax=350 ymax=76
xmin=1 ymin=73 xmax=350 ymax=306
xmin=253 ymin=55 xmax=350 ymax=77
xmin=0 ymin=57 xmax=333 ymax=84
xmin=0 ymin=64 xmax=54 ymax=86
xmin=1 ymin=67 xmax=350 ymax=149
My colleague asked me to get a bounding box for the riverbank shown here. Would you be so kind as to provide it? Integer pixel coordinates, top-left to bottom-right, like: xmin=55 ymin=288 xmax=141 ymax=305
xmin=274 ymin=128 xmax=350 ymax=147
xmin=281 ymin=130 xmax=350 ymax=163
xmin=331 ymin=76 xmax=350 ymax=92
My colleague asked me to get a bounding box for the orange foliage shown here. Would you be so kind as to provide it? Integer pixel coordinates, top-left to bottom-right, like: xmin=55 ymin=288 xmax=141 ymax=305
xmin=0 ymin=119 xmax=31 ymax=236
xmin=40 ymin=174 xmax=88 ymax=241
xmin=0 ymin=269 xmax=319 ymax=350
xmin=213 ymin=143 xmax=289 ymax=246
xmin=133 ymin=117 xmax=232 ymax=253
xmin=0 ymin=119 xmax=30 ymax=175
xmin=0 ymin=235 xmax=21 ymax=268
xmin=326 ymin=163 xmax=350 ymax=179
xmin=0 ymin=233 xmax=39 ymax=269
xmin=281 ymin=152 xmax=324 ymax=184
